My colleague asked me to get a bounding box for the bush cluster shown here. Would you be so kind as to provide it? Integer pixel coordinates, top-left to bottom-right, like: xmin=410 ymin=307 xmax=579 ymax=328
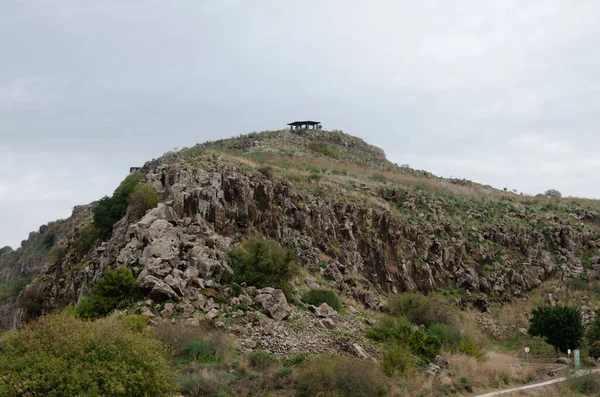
xmin=72 ymin=221 xmax=99 ymax=258
xmin=295 ymin=356 xmax=387 ymax=397
xmin=367 ymin=316 xmax=441 ymax=371
xmin=0 ymin=278 xmax=29 ymax=304
xmin=75 ymin=266 xmax=139 ymax=319
xmin=0 ymin=313 xmax=175 ymax=396
xmin=426 ymin=323 xmax=481 ymax=357
xmin=528 ymin=305 xmax=584 ymax=354
xmin=228 ymin=236 xmax=296 ymax=294
xmin=387 ymin=292 xmax=455 ymax=327
xmin=128 ymin=183 xmax=160 ymax=221
xmin=301 ymin=289 xmax=341 ymax=311
xmin=308 ymin=141 xmax=341 ymax=160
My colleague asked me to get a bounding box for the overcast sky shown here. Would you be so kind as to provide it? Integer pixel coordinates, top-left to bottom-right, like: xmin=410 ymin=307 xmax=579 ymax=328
xmin=1 ymin=0 xmax=600 ymax=248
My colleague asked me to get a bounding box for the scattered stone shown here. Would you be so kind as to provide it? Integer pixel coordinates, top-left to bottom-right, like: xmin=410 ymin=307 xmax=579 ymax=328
xmin=140 ymin=306 xmax=155 ymax=317
xmin=433 ymin=355 xmax=450 ymax=369
xmin=349 ymin=343 xmax=370 ymax=360
xmin=507 ymin=364 xmax=523 ymax=373
xmin=305 ymin=276 xmax=320 ymax=289
xmin=231 ymin=310 xmax=245 ymax=318
xmin=319 ymin=318 xmax=337 ymax=330
xmin=426 ymin=363 xmax=441 ymax=377
xmin=255 ymin=289 xmax=290 ymax=321
xmin=239 ymin=294 xmax=254 ymax=306
xmin=315 ymin=303 xmax=337 ymax=318
xmin=185 ymin=317 xmax=200 ymax=326
xmin=206 ymin=308 xmax=221 ymax=320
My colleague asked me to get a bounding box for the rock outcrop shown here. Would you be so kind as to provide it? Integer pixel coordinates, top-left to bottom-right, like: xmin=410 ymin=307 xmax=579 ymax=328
xmin=5 ymin=129 xmax=600 ymax=335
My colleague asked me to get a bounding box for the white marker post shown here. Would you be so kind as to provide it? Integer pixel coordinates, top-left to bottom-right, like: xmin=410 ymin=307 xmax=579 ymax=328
xmin=524 ymin=347 xmax=530 ymax=363
xmin=568 ymin=349 xmax=571 ymax=359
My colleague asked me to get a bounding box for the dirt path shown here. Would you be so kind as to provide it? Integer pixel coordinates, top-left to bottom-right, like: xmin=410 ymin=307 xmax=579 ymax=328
xmin=473 ymin=369 xmax=599 ymax=397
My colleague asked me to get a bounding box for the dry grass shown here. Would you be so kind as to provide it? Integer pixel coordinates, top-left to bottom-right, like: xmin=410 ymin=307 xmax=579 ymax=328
xmin=391 ymin=373 xmax=439 ymax=397
xmin=448 ymin=350 xmax=541 ymax=391
xmin=494 ymin=300 xmax=537 ymax=330
xmin=224 ymin=147 xmax=600 ymax=215
xmin=228 ymin=155 xmax=258 ymax=168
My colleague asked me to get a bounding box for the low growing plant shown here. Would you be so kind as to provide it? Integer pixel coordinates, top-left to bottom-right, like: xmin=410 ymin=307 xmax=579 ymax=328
xmin=301 ymin=289 xmax=342 ymax=311
xmin=0 ymin=313 xmax=175 ymax=396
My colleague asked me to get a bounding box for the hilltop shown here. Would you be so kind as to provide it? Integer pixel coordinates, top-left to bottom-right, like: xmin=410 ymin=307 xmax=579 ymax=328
xmin=1 ymin=129 xmax=600 ymax=396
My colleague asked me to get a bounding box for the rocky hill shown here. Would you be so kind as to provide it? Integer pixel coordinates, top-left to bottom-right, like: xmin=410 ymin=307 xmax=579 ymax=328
xmin=3 ymin=129 xmax=600 ymax=395
xmin=3 ymin=129 xmax=600 ymax=330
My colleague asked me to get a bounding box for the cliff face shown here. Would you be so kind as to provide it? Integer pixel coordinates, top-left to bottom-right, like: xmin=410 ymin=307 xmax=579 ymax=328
xmin=0 ymin=204 xmax=93 ymax=329
xmin=15 ymin=130 xmax=600 ymax=324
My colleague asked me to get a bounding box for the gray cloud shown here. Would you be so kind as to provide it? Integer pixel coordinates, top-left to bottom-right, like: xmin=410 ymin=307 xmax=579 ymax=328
xmin=2 ymin=0 xmax=600 ymax=247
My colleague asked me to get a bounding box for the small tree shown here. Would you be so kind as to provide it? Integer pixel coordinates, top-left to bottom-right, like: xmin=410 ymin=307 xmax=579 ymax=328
xmin=75 ymin=266 xmax=139 ymax=319
xmin=93 ymin=173 xmax=144 ymax=237
xmin=544 ymin=189 xmax=562 ymax=199
xmin=528 ymin=305 xmax=584 ymax=355
xmin=228 ymin=236 xmax=296 ymax=294
xmin=128 ymin=183 xmax=160 ymax=221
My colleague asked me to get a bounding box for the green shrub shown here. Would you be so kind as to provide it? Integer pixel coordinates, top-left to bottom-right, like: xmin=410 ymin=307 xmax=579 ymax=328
xmin=72 ymin=222 xmax=99 ymax=258
xmin=249 ymin=350 xmax=277 ymax=369
xmin=427 ymin=323 xmax=463 ymax=352
xmin=93 ymin=173 xmax=144 ymax=237
xmin=301 ymin=289 xmax=341 ymax=311
xmin=41 ymin=224 xmax=60 ymax=249
xmin=120 ymin=314 xmax=149 ymax=333
xmin=186 ymin=340 xmax=216 ymax=363
xmin=589 ymin=341 xmax=600 ymax=360
xmin=231 ymin=283 xmax=243 ymax=297
xmin=0 ymin=313 xmax=175 ymax=396
xmin=567 ymin=278 xmax=593 ymax=291
xmin=295 ymin=356 xmax=388 ymax=397
xmin=228 ymin=236 xmax=296 ymax=294
xmin=366 ymin=316 xmax=413 ymax=342
xmin=75 ymin=266 xmax=139 ymax=319
xmin=382 ymin=343 xmax=420 ymax=376
xmin=460 ymin=377 xmax=473 ymax=392
xmin=410 ymin=329 xmax=441 ymax=360
xmin=308 ymin=141 xmax=341 ymax=160
xmin=459 ymin=337 xmax=482 ymax=358
xmin=387 ymin=293 xmax=454 ymax=327
xmin=280 ymin=353 xmax=308 ymax=367
xmin=128 ymin=183 xmax=160 ymax=221
xmin=367 ymin=316 xmax=440 ymax=361
xmin=48 ymin=246 xmax=67 ymax=264
xmin=0 ymin=279 xmax=29 ymax=304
